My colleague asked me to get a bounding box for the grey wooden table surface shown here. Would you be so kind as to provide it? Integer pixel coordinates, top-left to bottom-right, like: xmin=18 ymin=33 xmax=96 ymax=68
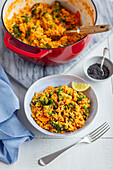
xmin=0 ymin=0 xmax=113 ymax=169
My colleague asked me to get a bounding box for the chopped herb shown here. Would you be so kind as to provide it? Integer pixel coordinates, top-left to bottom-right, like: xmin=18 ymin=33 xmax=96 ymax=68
xmin=28 ymin=41 xmax=33 ymax=45
xmin=32 ymin=25 xmax=38 ymax=30
xmin=83 ymin=95 xmax=85 ymax=98
xmin=77 ymin=97 xmax=83 ymax=102
xmin=51 ymin=121 xmax=64 ymax=132
xmin=31 ymin=99 xmax=38 ymax=105
xmin=54 ymin=9 xmax=60 ymax=13
xmin=62 ymin=110 xmax=64 ymax=115
xmin=78 ymin=36 xmax=81 ymax=40
xmin=60 ymin=18 xmax=65 ymax=23
xmin=65 ymin=43 xmax=69 ymax=46
xmin=48 ymin=98 xmax=55 ymax=105
xmin=13 ymin=25 xmax=22 ymax=38
xmin=54 ymin=1 xmax=62 ymax=11
xmin=22 ymin=14 xmax=31 ymax=23
xmin=47 ymin=19 xmax=50 ymax=21
xmin=45 ymin=43 xmax=51 ymax=48
xmin=42 ymin=12 xmax=50 ymax=17
xmin=56 ymin=14 xmax=60 ymax=18
xmin=53 ymin=17 xmax=56 ymax=20
xmin=83 ymin=112 xmax=87 ymax=116
xmin=48 ymin=121 xmax=51 ymax=124
xmin=25 ymin=28 xmax=31 ymax=39
xmin=73 ymin=25 xmax=76 ymax=28
xmin=32 ymin=8 xmax=37 ymax=15
xmin=67 ymin=103 xmax=75 ymax=109
xmin=64 ymin=16 xmax=67 ymax=18
xmin=69 ymin=26 xmax=72 ymax=30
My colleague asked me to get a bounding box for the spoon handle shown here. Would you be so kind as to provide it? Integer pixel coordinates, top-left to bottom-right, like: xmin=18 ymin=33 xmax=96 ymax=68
xmin=100 ymin=47 xmax=109 ymax=70
xmin=64 ymin=25 xmax=111 ymax=34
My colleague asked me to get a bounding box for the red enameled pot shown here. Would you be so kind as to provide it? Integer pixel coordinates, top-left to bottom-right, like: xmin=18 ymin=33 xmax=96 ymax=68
xmin=1 ymin=0 xmax=97 ymax=66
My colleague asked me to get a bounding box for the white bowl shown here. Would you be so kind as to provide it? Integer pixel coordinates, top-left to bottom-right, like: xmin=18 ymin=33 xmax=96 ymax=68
xmin=84 ymin=56 xmax=113 ymax=82
xmin=24 ymin=75 xmax=98 ymax=137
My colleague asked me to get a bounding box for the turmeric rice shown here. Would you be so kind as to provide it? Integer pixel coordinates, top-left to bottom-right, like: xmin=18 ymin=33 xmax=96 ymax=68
xmin=5 ymin=1 xmax=84 ymax=48
xmin=30 ymin=85 xmax=90 ymax=133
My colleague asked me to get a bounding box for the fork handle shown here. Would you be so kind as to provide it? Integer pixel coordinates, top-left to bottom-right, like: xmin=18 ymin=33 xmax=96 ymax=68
xmin=38 ymin=143 xmax=77 ymax=166
xmin=38 ymin=139 xmax=84 ymax=166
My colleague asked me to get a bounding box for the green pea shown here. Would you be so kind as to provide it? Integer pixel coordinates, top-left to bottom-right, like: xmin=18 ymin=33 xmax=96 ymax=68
xmin=83 ymin=95 xmax=85 ymax=98
xmin=56 ymin=90 xmax=59 ymax=93
xmin=48 ymin=111 xmax=51 ymax=115
xmin=83 ymin=105 xmax=87 ymax=109
xmin=69 ymin=92 xmax=72 ymax=95
xmin=78 ymin=92 xmax=81 ymax=95
xmin=46 ymin=94 xmax=49 ymax=97
xmin=51 ymin=23 xmax=54 ymax=27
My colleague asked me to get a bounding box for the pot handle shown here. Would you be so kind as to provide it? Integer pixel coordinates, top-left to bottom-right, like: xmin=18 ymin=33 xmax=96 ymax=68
xmin=4 ymin=32 xmax=52 ymax=59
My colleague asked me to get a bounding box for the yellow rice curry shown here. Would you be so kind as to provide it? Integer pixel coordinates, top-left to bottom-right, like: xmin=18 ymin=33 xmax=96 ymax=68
xmin=6 ymin=1 xmax=84 ymax=48
xmin=30 ymin=85 xmax=90 ymax=133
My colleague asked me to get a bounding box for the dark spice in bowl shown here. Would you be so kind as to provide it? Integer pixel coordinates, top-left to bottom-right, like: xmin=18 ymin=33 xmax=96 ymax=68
xmin=87 ymin=63 xmax=110 ymax=80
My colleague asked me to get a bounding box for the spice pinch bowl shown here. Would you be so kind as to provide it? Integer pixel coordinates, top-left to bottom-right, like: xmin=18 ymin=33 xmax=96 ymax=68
xmin=83 ymin=56 xmax=113 ymax=82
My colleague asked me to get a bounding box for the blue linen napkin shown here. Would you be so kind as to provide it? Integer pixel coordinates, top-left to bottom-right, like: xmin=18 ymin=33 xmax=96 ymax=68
xmin=0 ymin=66 xmax=34 ymax=164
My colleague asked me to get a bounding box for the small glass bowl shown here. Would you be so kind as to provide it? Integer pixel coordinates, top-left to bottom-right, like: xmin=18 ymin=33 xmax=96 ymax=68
xmin=83 ymin=56 xmax=113 ymax=82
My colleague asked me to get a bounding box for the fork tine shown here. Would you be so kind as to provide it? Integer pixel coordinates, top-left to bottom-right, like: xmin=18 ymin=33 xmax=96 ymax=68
xmin=91 ymin=124 xmax=109 ymax=139
xmin=90 ymin=122 xmax=108 ymax=138
xmin=88 ymin=122 xmax=107 ymax=136
xmin=91 ymin=126 xmax=110 ymax=142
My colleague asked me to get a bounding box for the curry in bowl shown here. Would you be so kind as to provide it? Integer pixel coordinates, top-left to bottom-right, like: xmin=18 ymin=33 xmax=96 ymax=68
xmin=30 ymin=85 xmax=90 ymax=133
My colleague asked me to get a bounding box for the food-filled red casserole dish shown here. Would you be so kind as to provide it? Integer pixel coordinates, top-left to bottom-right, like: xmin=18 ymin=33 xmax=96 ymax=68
xmin=1 ymin=0 xmax=97 ymax=66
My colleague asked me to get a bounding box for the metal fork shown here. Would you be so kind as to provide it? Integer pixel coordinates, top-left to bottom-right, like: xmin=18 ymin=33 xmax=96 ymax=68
xmin=38 ymin=122 xmax=110 ymax=166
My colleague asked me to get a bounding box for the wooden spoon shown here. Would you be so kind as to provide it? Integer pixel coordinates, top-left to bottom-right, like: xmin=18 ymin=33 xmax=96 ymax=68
xmin=64 ymin=25 xmax=111 ymax=34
